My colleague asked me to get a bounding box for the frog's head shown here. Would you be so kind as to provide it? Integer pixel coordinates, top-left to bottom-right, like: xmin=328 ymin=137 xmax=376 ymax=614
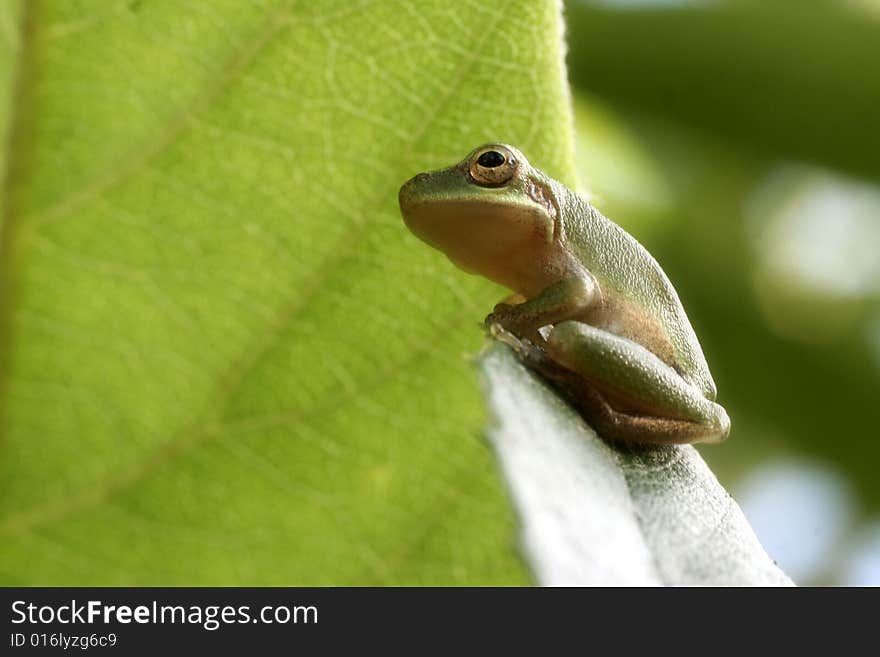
xmin=399 ymin=144 xmax=561 ymax=294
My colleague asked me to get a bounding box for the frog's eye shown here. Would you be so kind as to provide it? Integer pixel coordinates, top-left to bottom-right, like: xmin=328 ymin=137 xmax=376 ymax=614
xmin=469 ymin=146 xmax=518 ymax=187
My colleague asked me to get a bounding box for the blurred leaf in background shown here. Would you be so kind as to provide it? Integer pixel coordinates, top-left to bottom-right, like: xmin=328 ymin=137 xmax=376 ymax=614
xmin=568 ymin=0 xmax=880 ymax=181
xmin=567 ymin=0 xmax=880 ymax=583
xmin=0 ymin=0 xmax=574 ymax=584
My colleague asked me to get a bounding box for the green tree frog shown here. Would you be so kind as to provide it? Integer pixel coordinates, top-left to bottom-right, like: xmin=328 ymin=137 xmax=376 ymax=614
xmin=399 ymin=144 xmax=730 ymax=445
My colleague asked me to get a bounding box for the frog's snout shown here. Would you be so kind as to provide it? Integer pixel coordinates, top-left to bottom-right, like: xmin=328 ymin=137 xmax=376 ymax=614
xmin=399 ymin=172 xmax=422 ymax=198
xmin=400 ymin=172 xmax=430 ymax=190
xmin=398 ymin=173 xmax=430 ymax=218
xmin=400 ymin=173 xmax=429 ymax=192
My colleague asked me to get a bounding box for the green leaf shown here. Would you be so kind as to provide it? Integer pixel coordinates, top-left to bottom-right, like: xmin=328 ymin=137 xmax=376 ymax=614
xmin=0 ymin=1 xmax=22 ymax=184
xmin=482 ymin=345 xmax=793 ymax=586
xmin=0 ymin=0 xmax=574 ymax=585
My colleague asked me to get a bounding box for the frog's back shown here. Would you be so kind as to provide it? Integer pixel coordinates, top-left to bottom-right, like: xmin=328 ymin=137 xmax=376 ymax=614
xmin=560 ymin=191 xmax=716 ymax=399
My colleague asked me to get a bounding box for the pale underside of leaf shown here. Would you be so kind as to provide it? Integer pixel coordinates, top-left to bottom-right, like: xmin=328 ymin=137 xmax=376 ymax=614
xmin=481 ymin=344 xmax=793 ymax=586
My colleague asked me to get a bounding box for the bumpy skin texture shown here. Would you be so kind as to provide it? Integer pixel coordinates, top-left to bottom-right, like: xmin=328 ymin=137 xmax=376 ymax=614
xmin=399 ymin=144 xmax=730 ymax=444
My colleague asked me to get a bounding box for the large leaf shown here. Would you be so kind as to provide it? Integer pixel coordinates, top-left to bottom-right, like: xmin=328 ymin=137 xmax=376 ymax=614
xmin=0 ymin=2 xmax=21 ymax=183
xmin=0 ymin=0 xmax=574 ymax=584
xmin=482 ymin=345 xmax=793 ymax=586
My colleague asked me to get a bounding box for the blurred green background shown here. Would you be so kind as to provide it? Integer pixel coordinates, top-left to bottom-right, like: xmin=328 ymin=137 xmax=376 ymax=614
xmin=567 ymin=0 xmax=880 ymax=584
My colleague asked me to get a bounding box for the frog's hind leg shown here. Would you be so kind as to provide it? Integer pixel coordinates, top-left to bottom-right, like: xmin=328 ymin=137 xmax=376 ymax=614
xmin=544 ymin=321 xmax=730 ymax=445
xmin=551 ymin=375 xmax=724 ymax=445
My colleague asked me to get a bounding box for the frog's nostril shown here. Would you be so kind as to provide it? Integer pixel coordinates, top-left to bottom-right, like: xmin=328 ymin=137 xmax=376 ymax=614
xmin=399 ymin=175 xmax=423 ymax=207
xmin=401 ymin=173 xmax=431 ymax=196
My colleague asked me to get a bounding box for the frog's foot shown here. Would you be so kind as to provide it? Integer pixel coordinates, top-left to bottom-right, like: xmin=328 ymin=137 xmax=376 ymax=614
xmin=484 ymin=304 xmax=543 ymax=344
xmin=500 ymin=293 xmax=527 ymax=306
xmin=487 ymin=322 xmax=544 ymax=366
xmin=487 ymin=322 xmax=586 ymax=391
xmin=554 ymin=375 xmax=728 ymax=445
xmin=543 ymin=321 xmax=730 ymax=445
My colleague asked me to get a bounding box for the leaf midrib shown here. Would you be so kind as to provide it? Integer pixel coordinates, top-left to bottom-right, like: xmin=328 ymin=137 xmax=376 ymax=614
xmin=0 ymin=0 xmax=35 ymax=506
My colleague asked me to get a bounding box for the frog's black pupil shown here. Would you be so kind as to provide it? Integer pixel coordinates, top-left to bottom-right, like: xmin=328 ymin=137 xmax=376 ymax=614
xmin=477 ymin=150 xmax=505 ymax=168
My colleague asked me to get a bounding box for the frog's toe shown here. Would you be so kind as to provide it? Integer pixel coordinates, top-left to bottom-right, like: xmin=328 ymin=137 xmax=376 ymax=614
xmin=702 ymin=403 xmax=731 ymax=443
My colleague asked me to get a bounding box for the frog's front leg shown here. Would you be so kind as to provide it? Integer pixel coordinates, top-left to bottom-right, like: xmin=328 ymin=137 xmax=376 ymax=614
xmin=485 ymin=275 xmax=597 ymax=343
xmin=545 ymin=321 xmax=730 ymax=444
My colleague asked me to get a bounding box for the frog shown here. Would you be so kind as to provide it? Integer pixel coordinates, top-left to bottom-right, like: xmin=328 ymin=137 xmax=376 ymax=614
xmin=398 ymin=143 xmax=730 ymax=445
